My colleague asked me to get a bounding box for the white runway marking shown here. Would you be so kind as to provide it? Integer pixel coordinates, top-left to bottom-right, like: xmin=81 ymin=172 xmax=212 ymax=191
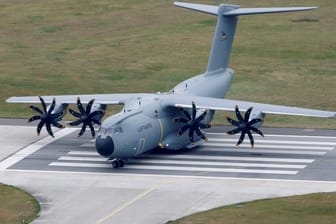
xmin=203 ymin=146 xmax=327 ymax=155
xmin=49 ymin=162 xmax=299 ymax=175
xmin=4 ymin=127 xmax=336 ymax=178
xmin=44 ymin=131 xmax=336 ymax=176
xmin=66 ymin=151 xmax=314 ymax=163
xmin=0 ymin=128 xmax=76 ymax=170
xmin=208 ymin=137 xmax=336 ymax=146
xmin=58 ymin=156 xmax=306 ymax=169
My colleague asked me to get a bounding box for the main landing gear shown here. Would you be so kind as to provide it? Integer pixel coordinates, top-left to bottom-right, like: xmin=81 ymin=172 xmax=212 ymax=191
xmin=109 ymin=158 xmax=124 ymax=168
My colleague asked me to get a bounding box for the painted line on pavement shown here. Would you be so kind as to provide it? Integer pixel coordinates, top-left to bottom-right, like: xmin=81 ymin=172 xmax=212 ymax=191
xmin=0 ymin=128 xmax=77 ymax=170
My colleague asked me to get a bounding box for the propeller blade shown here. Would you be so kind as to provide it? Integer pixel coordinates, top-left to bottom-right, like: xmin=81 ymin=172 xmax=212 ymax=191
xmin=235 ymin=105 xmax=244 ymax=122
xmin=195 ymin=110 xmax=207 ymax=122
xmin=183 ymin=109 xmax=191 ymax=120
xmin=39 ymin=96 xmax=47 ymax=113
xmin=69 ymin=108 xmax=82 ymax=118
xmin=250 ymin=126 xmax=264 ymax=137
xmin=86 ymin=99 xmax=95 ymax=114
xmin=29 ymin=105 xmax=43 ymax=115
xmin=77 ymin=97 xmax=86 ymax=114
xmin=28 ymin=115 xmax=41 ymax=123
xmin=199 ymin=123 xmax=211 ymax=129
xmin=226 ymin=116 xmax=240 ymax=126
xmin=88 ymin=110 xmax=104 ymax=120
xmin=178 ymin=125 xmax=190 ymax=136
xmin=69 ymin=119 xmax=83 ymax=126
xmin=236 ymin=131 xmax=246 ymax=146
xmin=188 ymin=126 xmax=195 ymax=143
xmin=195 ymin=127 xmax=207 ymax=140
xmin=37 ymin=120 xmax=45 ymax=136
xmin=89 ymin=124 xmax=95 ymax=138
xmin=51 ymin=121 xmax=65 ymax=129
xmin=192 ymin=101 xmax=197 ymax=120
xmin=227 ymin=127 xmax=241 ymax=135
xmin=244 ymin=107 xmax=253 ymax=122
xmin=78 ymin=123 xmax=87 ymax=137
xmin=47 ymin=98 xmax=56 ymax=114
xmin=247 ymin=131 xmax=254 ymax=147
xmin=46 ymin=122 xmax=54 ymax=137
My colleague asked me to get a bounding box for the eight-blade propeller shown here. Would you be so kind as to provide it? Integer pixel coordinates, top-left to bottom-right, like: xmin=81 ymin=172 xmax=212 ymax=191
xmin=28 ymin=96 xmax=65 ymax=137
xmin=69 ymin=97 xmax=105 ymax=138
xmin=173 ymin=101 xmax=211 ymax=143
xmin=226 ymin=105 xmax=264 ymax=147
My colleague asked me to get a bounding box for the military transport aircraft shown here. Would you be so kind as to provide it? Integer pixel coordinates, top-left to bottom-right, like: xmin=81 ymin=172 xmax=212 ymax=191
xmin=6 ymin=2 xmax=336 ymax=168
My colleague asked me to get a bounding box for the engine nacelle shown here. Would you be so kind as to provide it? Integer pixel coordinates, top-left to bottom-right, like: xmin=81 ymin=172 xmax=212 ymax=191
xmin=90 ymin=103 xmax=106 ymax=122
xmin=47 ymin=103 xmax=68 ymax=121
xmin=249 ymin=110 xmax=265 ymax=128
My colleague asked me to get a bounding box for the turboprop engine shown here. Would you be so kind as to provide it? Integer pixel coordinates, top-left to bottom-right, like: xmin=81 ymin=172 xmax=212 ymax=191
xmin=28 ymin=96 xmax=68 ymax=137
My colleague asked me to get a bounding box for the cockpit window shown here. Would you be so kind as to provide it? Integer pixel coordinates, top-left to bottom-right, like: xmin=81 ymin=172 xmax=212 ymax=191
xmin=99 ymin=126 xmax=123 ymax=135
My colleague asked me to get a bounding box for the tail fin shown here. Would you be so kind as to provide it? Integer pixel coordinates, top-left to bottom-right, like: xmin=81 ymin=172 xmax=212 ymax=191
xmin=174 ymin=2 xmax=317 ymax=74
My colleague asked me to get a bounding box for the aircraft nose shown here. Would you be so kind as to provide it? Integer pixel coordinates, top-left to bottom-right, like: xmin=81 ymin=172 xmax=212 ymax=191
xmin=95 ymin=135 xmax=114 ymax=157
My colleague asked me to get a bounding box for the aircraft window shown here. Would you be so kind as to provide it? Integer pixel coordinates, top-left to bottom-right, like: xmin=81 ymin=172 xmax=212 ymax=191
xmin=109 ymin=126 xmax=123 ymax=134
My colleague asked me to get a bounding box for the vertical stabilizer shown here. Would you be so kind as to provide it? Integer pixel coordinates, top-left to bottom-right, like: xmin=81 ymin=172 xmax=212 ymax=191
xmin=174 ymin=2 xmax=317 ymax=74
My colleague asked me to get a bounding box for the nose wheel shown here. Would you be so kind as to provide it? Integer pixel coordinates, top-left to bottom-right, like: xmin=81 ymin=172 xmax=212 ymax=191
xmin=109 ymin=158 xmax=124 ymax=168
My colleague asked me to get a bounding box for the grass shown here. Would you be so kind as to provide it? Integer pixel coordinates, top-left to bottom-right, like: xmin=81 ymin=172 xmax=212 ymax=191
xmin=0 ymin=0 xmax=335 ymax=128
xmin=166 ymin=192 xmax=336 ymax=224
xmin=0 ymin=183 xmax=40 ymax=224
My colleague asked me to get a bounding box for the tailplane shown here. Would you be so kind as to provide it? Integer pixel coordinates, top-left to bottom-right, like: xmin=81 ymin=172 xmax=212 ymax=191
xmin=174 ymin=2 xmax=317 ymax=74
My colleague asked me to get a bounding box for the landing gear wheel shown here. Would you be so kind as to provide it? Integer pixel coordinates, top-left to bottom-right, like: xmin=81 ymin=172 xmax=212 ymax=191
xmin=111 ymin=159 xmax=124 ymax=168
xmin=112 ymin=160 xmax=119 ymax=168
xmin=117 ymin=159 xmax=124 ymax=168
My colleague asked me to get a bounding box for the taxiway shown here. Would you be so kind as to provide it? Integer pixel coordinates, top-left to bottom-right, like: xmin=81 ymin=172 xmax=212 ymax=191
xmin=0 ymin=119 xmax=336 ymax=224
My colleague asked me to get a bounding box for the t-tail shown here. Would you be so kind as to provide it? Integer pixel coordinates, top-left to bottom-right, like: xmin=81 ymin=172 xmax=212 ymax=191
xmin=174 ymin=2 xmax=317 ymax=75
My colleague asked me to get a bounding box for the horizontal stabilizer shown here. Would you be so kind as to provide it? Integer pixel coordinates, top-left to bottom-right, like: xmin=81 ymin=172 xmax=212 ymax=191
xmin=223 ymin=7 xmax=318 ymax=16
xmin=174 ymin=2 xmax=220 ymax=15
xmin=174 ymin=2 xmax=317 ymax=17
xmin=174 ymin=1 xmax=317 ymax=72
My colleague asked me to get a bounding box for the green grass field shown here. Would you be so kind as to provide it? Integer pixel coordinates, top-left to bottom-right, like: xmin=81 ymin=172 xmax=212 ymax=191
xmin=0 ymin=184 xmax=40 ymax=224
xmin=0 ymin=0 xmax=335 ymax=128
xmin=166 ymin=192 xmax=336 ymax=224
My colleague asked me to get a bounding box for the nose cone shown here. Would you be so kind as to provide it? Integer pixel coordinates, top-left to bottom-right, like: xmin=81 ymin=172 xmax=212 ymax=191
xmin=95 ymin=136 xmax=114 ymax=157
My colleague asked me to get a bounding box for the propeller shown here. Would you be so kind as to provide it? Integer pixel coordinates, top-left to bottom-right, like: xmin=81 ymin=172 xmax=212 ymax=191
xmin=69 ymin=97 xmax=105 ymax=138
xmin=173 ymin=101 xmax=211 ymax=143
xmin=28 ymin=96 xmax=65 ymax=137
xmin=226 ymin=105 xmax=264 ymax=147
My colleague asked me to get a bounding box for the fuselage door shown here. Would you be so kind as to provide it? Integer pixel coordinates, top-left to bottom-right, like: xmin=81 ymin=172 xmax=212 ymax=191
xmin=135 ymin=138 xmax=146 ymax=156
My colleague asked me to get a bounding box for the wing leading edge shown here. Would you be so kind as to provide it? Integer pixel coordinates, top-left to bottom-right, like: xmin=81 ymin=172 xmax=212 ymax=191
xmin=6 ymin=93 xmax=153 ymax=105
xmin=162 ymin=95 xmax=336 ymax=118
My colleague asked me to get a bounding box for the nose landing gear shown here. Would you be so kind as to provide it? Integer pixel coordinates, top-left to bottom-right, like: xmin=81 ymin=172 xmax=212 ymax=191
xmin=109 ymin=158 xmax=124 ymax=168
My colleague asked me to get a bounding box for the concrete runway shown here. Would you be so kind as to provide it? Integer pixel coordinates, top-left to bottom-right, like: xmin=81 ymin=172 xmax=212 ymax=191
xmin=1 ymin=119 xmax=336 ymax=224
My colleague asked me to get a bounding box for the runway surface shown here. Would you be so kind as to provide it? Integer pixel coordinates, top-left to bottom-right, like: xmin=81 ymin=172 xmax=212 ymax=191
xmin=1 ymin=120 xmax=336 ymax=224
xmin=4 ymin=126 xmax=336 ymax=181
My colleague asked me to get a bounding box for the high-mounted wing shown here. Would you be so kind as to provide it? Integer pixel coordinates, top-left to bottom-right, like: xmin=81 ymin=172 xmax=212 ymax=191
xmin=6 ymin=93 xmax=153 ymax=138
xmin=162 ymin=95 xmax=336 ymax=118
xmin=6 ymin=93 xmax=152 ymax=105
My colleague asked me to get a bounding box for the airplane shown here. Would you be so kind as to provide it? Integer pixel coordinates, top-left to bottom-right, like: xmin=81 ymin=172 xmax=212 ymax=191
xmin=6 ymin=2 xmax=336 ymax=168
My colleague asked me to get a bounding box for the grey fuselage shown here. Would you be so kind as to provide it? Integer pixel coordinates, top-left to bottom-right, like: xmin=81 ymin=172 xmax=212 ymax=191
xmin=95 ymin=68 xmax=234 ymax=159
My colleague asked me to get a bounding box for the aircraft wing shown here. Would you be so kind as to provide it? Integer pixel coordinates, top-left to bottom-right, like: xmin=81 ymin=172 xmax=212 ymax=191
xmin=163 ymin=95 xmax=336 ymax=118
xmin=6 ymin=93 xmax=152 ymax=105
